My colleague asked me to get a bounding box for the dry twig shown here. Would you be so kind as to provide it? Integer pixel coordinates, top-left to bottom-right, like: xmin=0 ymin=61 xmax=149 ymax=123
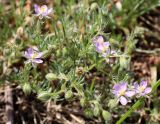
xmin=5 ymin=85 xmax=14 ymax=124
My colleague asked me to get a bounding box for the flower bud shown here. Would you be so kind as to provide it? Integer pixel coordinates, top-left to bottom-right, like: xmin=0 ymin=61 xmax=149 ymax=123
xmin=56 ymin=49 xmax=61 ymax=57
xmin=93 ymin=105 xmax=100 ymax=117
xmin=56 ymin=20 xmax=62 ymax=29
xmin=62 ymin=47 xmax=67 ymax=56
xmin=120 ymin=56 xmax=130 ymax=69
xmin=115 ymin=1 xmax=122 ymax=11
xmin=37 ymin=91 xmax=52 ymax=101
xmin=22 ymin=83 xmax=31 ymax=95
xmin=90 ymin=2 xmax=98 ymax=11
xmin=80 ymin=98 xmax=86 ymax=107
xmin=84 ymin=108 xmax=93 ymax=118
xmin=102 ymin=110 xmax=111 ymax=121
xmin=65 ymin=90 xmax=73 ymax=99
xmin=76 ymin=67 xmax=84 ymax=77
xmin=45 ymin=73 xmax=57 ymax=81
xmin=17 ymin=27 xmax=24 ymax=37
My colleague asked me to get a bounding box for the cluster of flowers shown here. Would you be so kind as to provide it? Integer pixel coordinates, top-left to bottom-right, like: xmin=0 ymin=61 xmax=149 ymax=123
xmin=93 ymin=36 xmax=152 ymax=105
xmin=24 ymin=4 xmax=52 ymax=65
xmin=93 ymin=36 xmax=116 ymax=58
xmin=113 ymin=81 xmax=152 ymax=105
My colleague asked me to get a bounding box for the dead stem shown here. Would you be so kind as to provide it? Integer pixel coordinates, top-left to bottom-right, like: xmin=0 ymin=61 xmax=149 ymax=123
xmin=5 ymin=85 xmax=14 ymax=124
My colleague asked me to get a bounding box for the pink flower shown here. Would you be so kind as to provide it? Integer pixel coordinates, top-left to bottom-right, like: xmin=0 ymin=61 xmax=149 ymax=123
xmin=93 ymin=36 xmax=116 ymax=57
xmin=113 ymin=82 xmax=135 ymax=105
xmin=93 ymin=36 xmax=104 ymax=46
xmin=134 ymin=81 xmax=152 ymax=97
xmin=24 ymin=47 xmax=43 ymax=66
xmin=34 ymin=4 xmax=52 ymax=19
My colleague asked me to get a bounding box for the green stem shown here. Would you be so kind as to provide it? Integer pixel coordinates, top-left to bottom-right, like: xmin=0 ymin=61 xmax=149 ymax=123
xmin=152 ymin=80 xmax=160 ymax=91
xmin=116 ymin=80 xmax=160 ymax=124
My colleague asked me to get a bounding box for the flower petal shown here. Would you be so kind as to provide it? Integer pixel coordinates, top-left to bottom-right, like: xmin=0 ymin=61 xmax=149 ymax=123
xmin=102 ymin=52 xmax=107 ymax=57
xmin=111 ymin=50 xmax=116 ymax=55
xmin=33 ymin=46 xmax=39 ymax=51
xmin=93 ymin=36 xmax=104 ymax=45
xmin=106 ymin=49 xmax=111 ymax=55
xmin=140 ymin=92 xmax=145 ymax=96
xmin=125 ymin=91 xmax=135 ymax=97
xmin=120 ymin=82 xmax=127 ymax=91
xmin=48 ymin=8 xmax=53 ymax=14
xmin=103 ymin=42 xmax=110 ymax=48
xmin=27 ymin=48 xmax=34 ymax=55
xmin=96 ymin=43 xmax=104 ymax=53
xmin=144 ymin=87 xmax=152 ymax=94
xmin=119 ymin=96 xmax=128 ymax=105
xmin=113 ymin=84 xmax=120 ymax=91
xmin=35 ymin=52 xmax=43 ymax=58
xmin=140 ymin=81 xmax=147 ymax=89
xmin=34 ymin=4 xmax=40 ymax=14
xmin=42 ymin=10 xmax=49 ymax=16
xmin=113 ymin=91 xmax=119 ymax=97
xmin=134 ymin=82 xmax=139 ymax=89
xmin=24 ymin=51 xmax=31 ymax=59
xmin=33 ymin=59 xmax=43 ymax=63
xmin=41 ymin=5 xmax=48 ymax=11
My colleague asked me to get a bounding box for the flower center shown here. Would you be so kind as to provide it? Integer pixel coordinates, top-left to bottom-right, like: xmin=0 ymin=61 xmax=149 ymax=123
xmin=31 ymin=52 xmax=37 ymax=59
xmin=101 ymin=46 xmax=106 ymax=52
xmin=40 ymin=6 xmax=47 ymax=13
xmin=99 ymin=45 xmax=108 ymax=53
xmin=119 ymin=89 xmax=125 ymax=96
xmin=97 ymin=40 xmax=104 ymax=44
xmin=139 ymin=86 xmax=145 ymax=92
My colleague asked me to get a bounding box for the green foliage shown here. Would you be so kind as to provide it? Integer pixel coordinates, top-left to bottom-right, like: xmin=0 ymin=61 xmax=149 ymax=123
xmin=0 ymin=0 xmax=159 ymax=123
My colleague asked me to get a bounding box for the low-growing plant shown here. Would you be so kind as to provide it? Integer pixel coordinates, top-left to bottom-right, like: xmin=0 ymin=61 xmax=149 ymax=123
xmin=0 ymin=0 xmax=160 ymax=123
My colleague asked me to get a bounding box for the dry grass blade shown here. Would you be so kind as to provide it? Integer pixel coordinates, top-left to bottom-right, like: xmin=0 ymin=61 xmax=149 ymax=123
xmin=5 ymin=85 xmax=14 ymax=124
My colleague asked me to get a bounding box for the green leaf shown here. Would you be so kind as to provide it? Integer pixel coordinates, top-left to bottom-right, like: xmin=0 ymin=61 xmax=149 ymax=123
xmin=37 ymin=91 xmax=52 ymax=101
xmin=93 ymin=105 xmax=100 ymax=117
xmin=22 ymin=83 xmax=31 ymax=95
xmin=65 ymin=90 xmax=73 ymax=99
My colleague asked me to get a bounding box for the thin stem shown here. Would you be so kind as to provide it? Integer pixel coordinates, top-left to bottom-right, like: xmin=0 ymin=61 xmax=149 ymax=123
xmin=109 ymin=54 xmax=130 ymax=58
xmin=152 ymin=80 xmax=160 ymax=91
xmin=116 ymin=80 xmax=160 ymax=124
xmin=116 ymin=97 xmax=144 ymax=124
